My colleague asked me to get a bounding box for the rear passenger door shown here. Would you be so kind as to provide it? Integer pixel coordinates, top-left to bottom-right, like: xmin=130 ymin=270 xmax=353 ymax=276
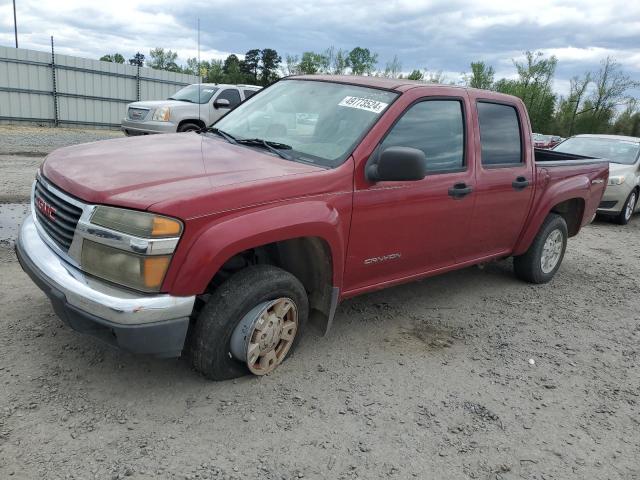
xmin=464 ymin=98 xmax=534 ymax=261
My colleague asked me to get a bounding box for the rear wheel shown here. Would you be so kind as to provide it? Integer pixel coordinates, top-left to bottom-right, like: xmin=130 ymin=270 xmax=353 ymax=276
xmin=177 ymin=122 xmax=202 ymax=133
xmin=189 ymin=265 xmax=308 ymax=380
xmin=514 ymin=213 xmax=568 ymax=284
xmin=615 ymin=190 xmax=637 ymax=225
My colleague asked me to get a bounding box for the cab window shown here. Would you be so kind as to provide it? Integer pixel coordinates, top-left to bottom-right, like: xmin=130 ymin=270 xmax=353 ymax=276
xmin=380 ymin=100 xmax=465 ymax=173
xmin=477 ymin=102 xmax=523 ymax=166
xmin=217 ymin=89 xmax=242 ymax=108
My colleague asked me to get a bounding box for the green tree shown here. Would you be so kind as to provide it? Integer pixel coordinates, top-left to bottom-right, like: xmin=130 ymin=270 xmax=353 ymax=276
xmin=332 ymin=48 xmax=348 ymax=75
xmin=260 ymin=48 xmax=281 ymax=86
xmin=148 ymin=48 xmax=181 ymax=72
xmin=100 ymin=53 xmax=125 ymax=64
xmin=553 ymin=73 xmax=591 ymax=136
xmin=282 ymin=54 xmax=300 ymax=76
xmin=347 ymin=47 xmax=378 ymax=75
xmin=241 ymin=49 xmax=261 ymax=84
xmin=129 ymin=52 xmax=145 ymax=67
xmin=495 ymin=51 xmax=557 ymax=132
xmin=382 ymin=55 xmax=402 ymax=79
xmin=298 ymin=51 xmax=329 ymax=74
xmin=577 ymin=57 xmax=639 ymax=134
xmin=222 ymin=55 xmax=246 ymax=84
xmin=206 ymin=59 xmax=226 ymax=83
xmin=610 ymin=99 xmax=640 ymax=137
xmin=407 ymin=69 xmax=424 ymax=81
xmin=465 ymin=61 xmax=495 ymax=89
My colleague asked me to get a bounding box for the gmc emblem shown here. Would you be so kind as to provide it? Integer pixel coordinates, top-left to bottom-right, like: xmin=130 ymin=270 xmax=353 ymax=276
xmin=36 ymin=196 xmax=56 ymax=221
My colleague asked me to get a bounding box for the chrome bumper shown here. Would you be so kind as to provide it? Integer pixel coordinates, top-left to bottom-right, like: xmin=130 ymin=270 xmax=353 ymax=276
xmin=18 ymin=215 xmax=195 ymax=325
xmin=121 ymin=119 xmax=177 ymax=135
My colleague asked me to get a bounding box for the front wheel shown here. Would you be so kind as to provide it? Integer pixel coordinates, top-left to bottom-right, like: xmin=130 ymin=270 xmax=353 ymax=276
xmin=189 ymin=265 xmax=308 ymax=380
xmin=514 ymin=213 xmax=568 ymax=284
xmin=177 ymin=122 xmax=201 ymax=133
xmin=615 ymin=190 xmax=637 ymax=225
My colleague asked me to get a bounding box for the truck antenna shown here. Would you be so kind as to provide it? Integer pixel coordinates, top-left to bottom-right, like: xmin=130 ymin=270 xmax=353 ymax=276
xmin=197 ymin=17 xmax=201 ymax=127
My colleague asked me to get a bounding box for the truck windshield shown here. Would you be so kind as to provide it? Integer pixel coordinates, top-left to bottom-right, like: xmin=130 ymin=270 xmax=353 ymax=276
xmin=554 ymin=137 xmax=640 ymax=165
xmin=169 ymin=85 xmax=219 ymax=104
xmin=212 ymin=79 xmax=398 ymax=167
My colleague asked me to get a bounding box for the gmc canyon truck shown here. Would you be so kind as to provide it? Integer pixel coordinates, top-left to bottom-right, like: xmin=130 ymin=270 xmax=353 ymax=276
xmin=16 ymin=76 xmax=608 ymax=380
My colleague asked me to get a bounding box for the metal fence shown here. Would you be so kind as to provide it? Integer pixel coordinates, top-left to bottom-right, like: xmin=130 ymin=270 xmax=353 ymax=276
xmin=0 ymin=43 xmax=199 ymax=128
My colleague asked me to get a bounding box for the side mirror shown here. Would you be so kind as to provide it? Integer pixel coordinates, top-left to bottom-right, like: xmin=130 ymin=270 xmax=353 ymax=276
xmin=366 ymin=146 xmax=427 ymax=182
xmin=213 ymin=98 xmax=231 ymax=109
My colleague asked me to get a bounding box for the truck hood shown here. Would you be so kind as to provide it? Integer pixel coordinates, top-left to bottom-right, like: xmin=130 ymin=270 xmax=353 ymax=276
xmin=129 ymin=100 xmax=190 ymax=110
xmin=42 ymin=133 xmax=322 ymax=212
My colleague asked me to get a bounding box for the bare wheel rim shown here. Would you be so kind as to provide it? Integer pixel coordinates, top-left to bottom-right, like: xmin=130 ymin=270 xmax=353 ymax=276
xmin=625 ymin=192 xmax=636 ymax=221
xmin=540 ymin=229 xmax=563 ymax=274
xmin=244 ymin=298 xmax=298 ymax=375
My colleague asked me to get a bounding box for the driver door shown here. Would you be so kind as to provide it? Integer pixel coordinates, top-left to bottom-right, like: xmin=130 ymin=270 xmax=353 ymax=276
xmin=344 ymin=92 xmax=477 ymax=293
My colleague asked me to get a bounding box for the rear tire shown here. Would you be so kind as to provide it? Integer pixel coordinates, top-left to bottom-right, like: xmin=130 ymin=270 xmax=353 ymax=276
xmin=189 ymin=265 xmax=308 ymax=381
xmin=615 ymin=190 xmax=637 ymax=225
xmin=514 ymin=213 xmax=568 ymax=284
xmin=177 ymin=122 xmax=201 ymax=133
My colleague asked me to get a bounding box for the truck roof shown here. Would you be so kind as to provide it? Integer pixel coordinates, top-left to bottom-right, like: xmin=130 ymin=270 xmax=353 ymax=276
xmin=288 ymin=75 xmax=518 ymax=101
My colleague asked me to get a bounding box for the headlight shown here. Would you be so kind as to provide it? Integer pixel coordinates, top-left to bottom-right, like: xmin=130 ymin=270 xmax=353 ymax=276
xmin=152 ymin=106 xmax=171 ymax=122
xmin=82 ymin=240 xmax=171 ymax=292
xmin=608 ymin=176 xmax=626 ymax=186
xmin=91 ymin=206 xmax=182 ymax=238
xmin=82 ymin=206 xmax=183 ymax=292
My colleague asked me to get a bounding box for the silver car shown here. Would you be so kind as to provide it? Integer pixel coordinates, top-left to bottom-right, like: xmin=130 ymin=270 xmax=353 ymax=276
xmin=553 ymin=134 xmax=640 ymax=224
xmin=121 ymin=83 xmax=261 ymax=135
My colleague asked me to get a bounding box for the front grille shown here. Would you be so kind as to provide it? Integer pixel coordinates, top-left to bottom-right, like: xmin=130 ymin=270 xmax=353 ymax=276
xmin=599 ymin=200 xmax=618 ymax=209
xmin=34 ymin=180 xmax=83 ymax=252
xmin=127 ymin=107 xmax=149 ymax=121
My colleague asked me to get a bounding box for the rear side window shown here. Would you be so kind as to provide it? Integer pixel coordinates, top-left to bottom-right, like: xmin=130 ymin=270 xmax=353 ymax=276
xmin=380 ymin=100 xmax=465 ymax=173
xmin=217 ymin=89 xmax=242 ymax=107
xmin=477 ymin=102 xmax=522 ymax=166
xmin=243 ymin=89 xmax=258 ymax=99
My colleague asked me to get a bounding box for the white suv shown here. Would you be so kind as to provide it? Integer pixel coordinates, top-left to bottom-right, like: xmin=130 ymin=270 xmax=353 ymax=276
xmin=122 ymin=83 xmax=261 ymax=135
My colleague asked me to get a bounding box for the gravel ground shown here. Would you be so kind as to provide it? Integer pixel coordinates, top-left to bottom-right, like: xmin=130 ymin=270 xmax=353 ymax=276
xmin=0 ymin=127 xmax=639 ymax=479
xmin=0 ymin=125 xmax=122 ymax=202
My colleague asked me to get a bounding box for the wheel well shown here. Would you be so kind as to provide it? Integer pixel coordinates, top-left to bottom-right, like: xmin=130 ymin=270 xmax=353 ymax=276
xmin=207 ymin=237 xmax=334 ymax=322
xmin=178 ymin=118 xmax=206 ymax=130
xmin=550 ymin=198 xmax=585 ymax=237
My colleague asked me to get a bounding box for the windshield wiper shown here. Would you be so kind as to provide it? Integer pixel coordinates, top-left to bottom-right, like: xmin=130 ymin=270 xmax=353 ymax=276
xmin=204 ymin=127 xmax=238 ymax=144
xmin=236 ymin=138 xmax=293 ymax=160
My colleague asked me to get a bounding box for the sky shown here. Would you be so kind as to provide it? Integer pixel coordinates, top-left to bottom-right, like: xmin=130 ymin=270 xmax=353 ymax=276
xmin=1 ymin=0 xmax=639 ymax=96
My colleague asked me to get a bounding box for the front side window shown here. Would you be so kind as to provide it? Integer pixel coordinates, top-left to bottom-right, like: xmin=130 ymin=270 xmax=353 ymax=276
xmin=477 ymin=102 xmax=522 ymax=166
xmin=217 ymin=89 xmax=242 ymax=108
xmin=214 ymin=80 xmax=398 ymax=167
xmin=379 ymin=100 xmax=465 ymax=173
xmin=169 ymin=85 xmax=218 ymax=104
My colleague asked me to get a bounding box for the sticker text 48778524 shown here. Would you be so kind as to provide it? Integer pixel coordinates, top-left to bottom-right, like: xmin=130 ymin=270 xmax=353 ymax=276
xmin=338 ymin=96 xmax=389 ymax=114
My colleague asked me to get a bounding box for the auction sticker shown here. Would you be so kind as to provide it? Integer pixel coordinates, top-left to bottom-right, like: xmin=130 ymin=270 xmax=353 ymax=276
xmin=338 ymin=96 xmax=388 ymax=114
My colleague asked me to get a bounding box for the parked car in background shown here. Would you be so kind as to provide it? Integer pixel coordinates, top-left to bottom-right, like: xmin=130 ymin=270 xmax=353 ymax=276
xmin=18 ymin=76 xmax=608 ymax=380
xmin=532 ymin=133 xmax=562 ymax=149
xmin=553 ymin=134 xmax=640 ymax=224
xmin=121 ymin=83 xmax=261 ymax=135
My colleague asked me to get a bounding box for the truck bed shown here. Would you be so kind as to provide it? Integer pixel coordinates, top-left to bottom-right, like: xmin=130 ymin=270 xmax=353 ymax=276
xmin=534 ymin=148 xmax=608 ymax=167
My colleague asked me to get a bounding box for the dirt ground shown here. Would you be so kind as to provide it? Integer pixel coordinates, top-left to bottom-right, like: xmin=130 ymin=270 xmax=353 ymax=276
xmin=0 ymin=126 xmax=639 ymax=480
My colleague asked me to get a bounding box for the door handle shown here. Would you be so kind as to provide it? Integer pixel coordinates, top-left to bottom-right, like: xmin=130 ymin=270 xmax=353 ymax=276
xmin=512 ymin=176 xmax=530 ymax=190
xmin=448 ymin=182 xmax=473 ymax=199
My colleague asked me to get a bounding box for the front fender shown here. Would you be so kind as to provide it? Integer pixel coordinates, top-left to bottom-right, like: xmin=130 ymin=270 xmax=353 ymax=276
xmin=513 ymin=172 xmax=590 ymax=256
xmin=164 ymin=200 xmax=349 ymax=296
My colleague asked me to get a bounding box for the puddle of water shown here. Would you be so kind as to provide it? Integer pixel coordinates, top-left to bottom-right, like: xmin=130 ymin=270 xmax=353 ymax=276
xmin=0 ymin=203 xmax=30 ymax=243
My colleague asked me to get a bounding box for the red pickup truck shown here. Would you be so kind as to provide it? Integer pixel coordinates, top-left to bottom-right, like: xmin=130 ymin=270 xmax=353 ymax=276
xmin=17 ymin=76 xmax=608 ymax=380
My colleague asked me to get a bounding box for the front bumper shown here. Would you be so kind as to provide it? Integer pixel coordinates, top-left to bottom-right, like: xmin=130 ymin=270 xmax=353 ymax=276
xmin=596 ymin=183 xmax=632 ymax=215
xmin=16 ymin=216 xmax=195 ymax=357
xmin=121 ymin=119 xmax=177 ymax=135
